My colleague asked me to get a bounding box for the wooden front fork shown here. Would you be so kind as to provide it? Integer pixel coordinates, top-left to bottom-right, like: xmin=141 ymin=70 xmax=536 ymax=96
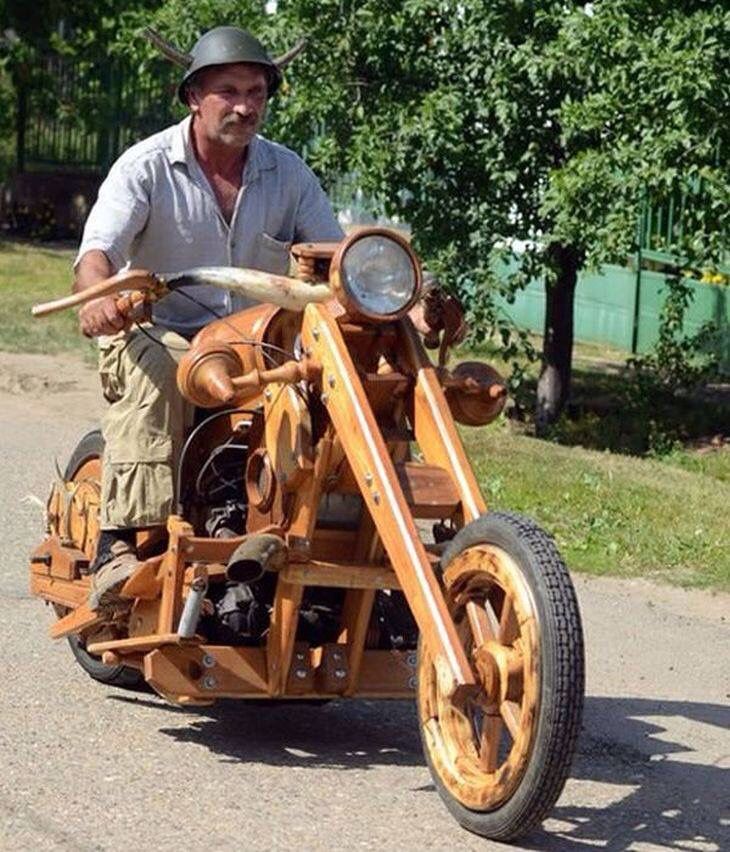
xmin=301 ymin=304 xmax=475 ymax=693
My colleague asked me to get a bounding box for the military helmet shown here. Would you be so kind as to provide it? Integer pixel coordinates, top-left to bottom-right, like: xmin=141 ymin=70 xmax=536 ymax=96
xmin=178 ymin=26 xmax=282 ymax=103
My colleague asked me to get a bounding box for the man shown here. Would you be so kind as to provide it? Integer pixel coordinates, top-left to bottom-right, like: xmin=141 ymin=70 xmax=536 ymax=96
xmin=74 ymin=26 xmax=343 ymax=609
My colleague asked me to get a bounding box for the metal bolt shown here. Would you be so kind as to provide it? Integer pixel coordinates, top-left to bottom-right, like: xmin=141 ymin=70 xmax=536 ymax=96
xmin=408 ymin=675 xmax=417 ymax=689
xmin=295 ymin=652 xmax=306 ymax=661
xmin=202 ymin=654 xmax=216 ymax=668
xmin=312 ymin=326 xmax=320 ymax=339
xmin=320 ymin=393 xmax=329 ymax=404
xmin=294 ymin=668 xmax=308 ymax=680
xmin=406 ymin=652 xmax=417 ymax=668
xmin=328 ymin=374 xmax=336 ymax=388
xmin=372 ymin=491 xmax=381 ymax=505
xmin=364 ymin=472 xmax=373 ymax=486
xmin=202 ymin=675 xmax=218 ymax=689
xmin=264 ymin=388 xmax=272 ymax=401
xmin=334 ymin=668 xmax=347 ymax=680
xmin=332 ymin=651 xmax=343 ymax=662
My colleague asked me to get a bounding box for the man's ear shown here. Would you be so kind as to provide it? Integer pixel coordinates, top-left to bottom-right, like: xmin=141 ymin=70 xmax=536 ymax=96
xmin=187 ymin=85 xmax=200 ymax=113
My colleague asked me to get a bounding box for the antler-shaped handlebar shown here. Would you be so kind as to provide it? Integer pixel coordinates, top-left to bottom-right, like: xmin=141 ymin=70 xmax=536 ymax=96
xmin=31 ymin=266 xmax=333 ymax=318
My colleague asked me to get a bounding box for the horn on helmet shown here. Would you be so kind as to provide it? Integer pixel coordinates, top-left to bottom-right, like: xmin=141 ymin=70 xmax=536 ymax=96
xmin=141 ymin=26 xmax=192 ymax=68
xmin=272 ymin=37 xmax=307 ymax=69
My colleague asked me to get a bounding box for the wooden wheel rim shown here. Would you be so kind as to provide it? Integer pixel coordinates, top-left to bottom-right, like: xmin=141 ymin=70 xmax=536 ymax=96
xmin=418 ymin=543 xmax=540 ymax=810
xmin=67 ymin=457 xmax=101 ymax=559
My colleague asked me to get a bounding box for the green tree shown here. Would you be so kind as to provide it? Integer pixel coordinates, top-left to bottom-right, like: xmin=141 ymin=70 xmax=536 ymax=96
xmin=127 ymin=1 xmax=728 ymax=425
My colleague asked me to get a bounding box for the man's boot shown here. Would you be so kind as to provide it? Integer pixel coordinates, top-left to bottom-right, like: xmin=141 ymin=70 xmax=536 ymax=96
xmin=88 ymin=539 xmax=139 ymax=612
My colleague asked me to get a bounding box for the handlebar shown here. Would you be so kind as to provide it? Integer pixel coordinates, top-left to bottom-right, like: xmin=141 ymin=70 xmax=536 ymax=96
xmin=31 ymin=266 xmax=333 ymax=319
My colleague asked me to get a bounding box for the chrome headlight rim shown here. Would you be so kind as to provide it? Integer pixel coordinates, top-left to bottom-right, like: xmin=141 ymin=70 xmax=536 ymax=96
xmin=331 ymin=227 xmax=422 ymax=321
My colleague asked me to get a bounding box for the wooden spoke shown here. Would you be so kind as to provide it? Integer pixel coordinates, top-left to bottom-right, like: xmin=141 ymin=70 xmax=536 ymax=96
xmin=499 ymin=593 xmax=517 ymax=644
xmin=500 ymin=699 xmax=521 ymax=740
xmin=479 ymin=712 xmax=503 ymax=772
xmin=417 ymin=542 xmax=540 ymax=811
xmin=484 ymin=598 xmax=501 ymax=638
xmin=466 ymin=600 xmax=495 ymax=646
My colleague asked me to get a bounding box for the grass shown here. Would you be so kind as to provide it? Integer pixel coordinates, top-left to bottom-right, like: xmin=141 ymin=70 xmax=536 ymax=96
xmin=465 ymin=420 xmax=730 ymax=591
xmin=0 ymin=238 xmax=94 ymax=359
xmin=1 ymin=238 xmax=728 ymax=590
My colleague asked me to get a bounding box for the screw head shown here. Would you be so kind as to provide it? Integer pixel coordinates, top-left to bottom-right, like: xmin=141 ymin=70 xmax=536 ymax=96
xmin=264 ymin=388 xmax=272 ymax=401
xmin=372 ymin=491 xmax=381 ymax=505
xmin=202 ymin=675 xmax=217 ymax=689
xmin=202 ymin=654 xmax=216 ymax=668
xmin=408 ymin=675 xmax=417 ymax=689
xmin=334 ymin=668 xmax=347 ymax=680
xmin=295 ymin=668 xmax=308 ymax=680
xmin=320 ymin=392 xmax=329 ymax=404
xmin=364 ymin=472 xmax=373 ymax=486
xmin=328 ymin=374 xmax=336 ymax=388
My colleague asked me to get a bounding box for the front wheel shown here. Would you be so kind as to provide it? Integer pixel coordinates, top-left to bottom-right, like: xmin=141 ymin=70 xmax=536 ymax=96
xmin=417 ymin=511 xmax=584 ymax=841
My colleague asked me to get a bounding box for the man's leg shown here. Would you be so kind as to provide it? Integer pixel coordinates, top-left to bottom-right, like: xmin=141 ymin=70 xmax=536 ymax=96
xmin=90 ymin=325 xmax=192 ymax=609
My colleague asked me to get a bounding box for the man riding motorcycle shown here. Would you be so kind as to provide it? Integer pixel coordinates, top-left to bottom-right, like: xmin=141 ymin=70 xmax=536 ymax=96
xmin=72 ymin=26 xmax=343 ymax=611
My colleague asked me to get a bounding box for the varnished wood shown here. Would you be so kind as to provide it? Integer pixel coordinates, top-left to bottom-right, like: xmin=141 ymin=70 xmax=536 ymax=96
xmin=49 ymin=604 xmax=101 ymax=639
xmin=302 ymin=303 xmax=474 ymax=691
xmin=30 ymin=574 xmax=88 ymax=609
xmin=398 ymin=319 xmax=487 ymax=523
xmin=417 ymin=542 xmax=540 ymax=811
xmin=281 ymin=560 xmax=399 ymax=590
xmin=266 ymin=578 xmax=304 ymax=695
xmin=87 ymin=632 xmax=185 ymax=655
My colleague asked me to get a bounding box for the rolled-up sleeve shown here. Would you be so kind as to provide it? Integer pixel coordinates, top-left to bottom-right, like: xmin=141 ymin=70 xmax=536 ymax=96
xmin=294 ymin=166 xmax=344 ymax=243
xmin=75 ymin=160 xmax=150 ymax=271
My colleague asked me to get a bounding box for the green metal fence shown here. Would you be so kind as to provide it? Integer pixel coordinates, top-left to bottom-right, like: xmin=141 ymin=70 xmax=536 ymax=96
xmin=20 ymin=54 xmax=181 ymax=173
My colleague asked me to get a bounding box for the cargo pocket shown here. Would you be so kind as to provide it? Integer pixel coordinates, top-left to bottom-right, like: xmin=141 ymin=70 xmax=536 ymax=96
xmin=255 ymin=232 xmax=293 ymax=276
xmin=98 ymin=333 xmax=126 ymax=403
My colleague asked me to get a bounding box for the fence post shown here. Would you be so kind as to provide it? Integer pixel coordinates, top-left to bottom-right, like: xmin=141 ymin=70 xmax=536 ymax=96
xmin=631 ymin=195 xmax=645 ymax=354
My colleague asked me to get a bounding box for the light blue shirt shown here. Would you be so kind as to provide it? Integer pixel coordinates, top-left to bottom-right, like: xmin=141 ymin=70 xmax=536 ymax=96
xmin=77 ymin=116 xmax=343 ymax=336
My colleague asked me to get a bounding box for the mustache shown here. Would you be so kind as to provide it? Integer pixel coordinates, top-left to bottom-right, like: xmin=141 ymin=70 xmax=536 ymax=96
xmin=222 ymin=114 xmax=257 ymax=129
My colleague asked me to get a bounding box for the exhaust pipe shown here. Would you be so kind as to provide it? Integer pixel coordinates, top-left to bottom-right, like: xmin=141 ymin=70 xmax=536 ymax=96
xmin=226 ymin=534 xmax=287 ymax=584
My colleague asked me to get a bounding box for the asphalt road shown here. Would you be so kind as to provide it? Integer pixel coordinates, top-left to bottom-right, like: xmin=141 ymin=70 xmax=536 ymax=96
xmin=0 ymin=355 xmax=728 ymax=851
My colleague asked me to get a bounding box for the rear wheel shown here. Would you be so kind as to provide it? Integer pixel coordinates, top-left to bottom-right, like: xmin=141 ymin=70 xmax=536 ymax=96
xmin=417 ymin=511 xmax=584 ymax=841
xmin=60 ymin=430 xmax=144 ymax=690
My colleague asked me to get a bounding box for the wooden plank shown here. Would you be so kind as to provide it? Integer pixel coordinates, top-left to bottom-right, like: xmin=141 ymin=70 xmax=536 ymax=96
xmin=398 ymin=319 xmax=487 ymax=522
xmin=302 ymin=303 xmax=475 ymax=691
xmin=394 ymin=461 xmax=460 ymax=519
xmin=87 ymin=632 xmax=183 ymax=655
xmin=157 ymin=517 xmax=194 ymax=634
xmin=144 ymin=645 xmax=269 ymax=702
xmin=30 ymin=574 xmax=88 ymax=609
xmin=356 ymin=649 xmax=417 ymax=697
xmin=265 ymin=578 xmax=304 ymax=695
xmin=30 ymin=537 xmax=89 ymax=581
xmin=49 ymin=604 xmax=101 ymax=639
xmin=281 ymin=560 xmax=399 ymax=590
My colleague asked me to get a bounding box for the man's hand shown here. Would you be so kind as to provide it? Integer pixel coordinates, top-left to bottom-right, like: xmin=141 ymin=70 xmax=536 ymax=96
xmin=74 ymin=249 xmax=127 ymax=338
xmin=78 ymin=295 xmax=128 ymax=338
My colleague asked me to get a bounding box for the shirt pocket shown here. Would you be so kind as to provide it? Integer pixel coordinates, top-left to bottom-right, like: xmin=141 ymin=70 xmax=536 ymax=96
xmin=255 ymin=232 xmax=293 ymax=276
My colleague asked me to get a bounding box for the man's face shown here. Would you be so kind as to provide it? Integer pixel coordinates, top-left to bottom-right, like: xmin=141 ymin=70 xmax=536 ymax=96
xmin=188 ymin=63 xmax=269 ymax=150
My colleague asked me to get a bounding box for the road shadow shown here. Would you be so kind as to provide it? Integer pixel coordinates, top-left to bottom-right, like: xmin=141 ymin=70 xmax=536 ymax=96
xmin=113 ymin=694 xmax=424 ymax=771
xmin=525 ymin=696 xmax=730 ymax=851
xmin=111 ymin=692 xmax=730 ymax=847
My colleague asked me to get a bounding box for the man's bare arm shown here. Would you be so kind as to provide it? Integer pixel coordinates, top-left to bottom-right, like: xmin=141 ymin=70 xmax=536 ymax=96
xmin=74 ymin=250 xmax=127 ymax=337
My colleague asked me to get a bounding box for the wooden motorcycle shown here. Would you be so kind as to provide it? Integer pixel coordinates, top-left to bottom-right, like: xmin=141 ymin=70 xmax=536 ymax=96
xmin=30 ymin=227 xmax=584 ymax=841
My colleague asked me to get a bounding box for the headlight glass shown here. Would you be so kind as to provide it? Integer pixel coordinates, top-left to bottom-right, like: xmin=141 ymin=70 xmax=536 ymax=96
xmin=340 ymin=235 xmax=417 ymax=317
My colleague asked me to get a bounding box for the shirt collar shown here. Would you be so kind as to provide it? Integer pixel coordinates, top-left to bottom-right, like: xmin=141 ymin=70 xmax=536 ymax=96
xmin=168 ymin=115 xmax=277 ymax=180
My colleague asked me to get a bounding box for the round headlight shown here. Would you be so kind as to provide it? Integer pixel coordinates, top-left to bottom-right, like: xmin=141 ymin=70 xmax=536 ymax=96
xmin=333 ymin=230 xmax=421 ymax=320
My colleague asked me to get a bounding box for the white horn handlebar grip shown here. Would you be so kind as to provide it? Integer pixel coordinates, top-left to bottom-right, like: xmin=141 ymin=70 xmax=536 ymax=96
xmin=170 ymin=267 xmax=332 ymax=312
xmin=30 ymin=269 xmax=160 ymax=317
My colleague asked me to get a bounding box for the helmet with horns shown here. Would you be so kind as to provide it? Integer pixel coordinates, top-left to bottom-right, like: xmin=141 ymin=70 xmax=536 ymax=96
xmin=143 ymin=26 xmax=306 ymax=103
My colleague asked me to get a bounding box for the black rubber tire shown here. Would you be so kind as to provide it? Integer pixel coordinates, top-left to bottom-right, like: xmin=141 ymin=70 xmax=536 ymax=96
xmin=62 ymin=430 xmax=144 ymax=690
xmin=420 ymin=511 xmax=585 ymax=842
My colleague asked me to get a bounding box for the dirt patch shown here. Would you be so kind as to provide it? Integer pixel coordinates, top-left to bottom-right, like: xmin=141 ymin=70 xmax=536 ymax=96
xmin=0 ymin=350 xmax=101 ymax=419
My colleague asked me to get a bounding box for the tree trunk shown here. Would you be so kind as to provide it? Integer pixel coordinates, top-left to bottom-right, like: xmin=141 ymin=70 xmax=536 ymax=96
xmin=535 ymin=243 xmax=580 ymax=435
